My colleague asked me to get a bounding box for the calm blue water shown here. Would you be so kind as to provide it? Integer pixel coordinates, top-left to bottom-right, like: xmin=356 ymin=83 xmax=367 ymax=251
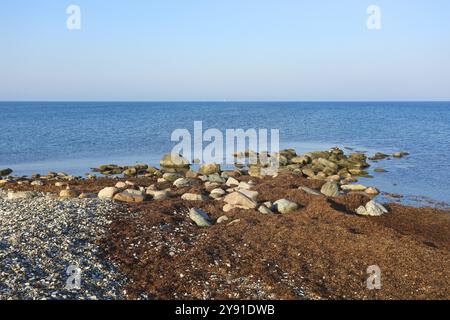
xmin=1 ymin=102 xmax=449 ymax=206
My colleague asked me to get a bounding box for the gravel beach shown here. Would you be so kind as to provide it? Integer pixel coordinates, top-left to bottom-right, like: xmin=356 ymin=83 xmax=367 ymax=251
xmin=0 ymin=191 xmax=127 ymax=300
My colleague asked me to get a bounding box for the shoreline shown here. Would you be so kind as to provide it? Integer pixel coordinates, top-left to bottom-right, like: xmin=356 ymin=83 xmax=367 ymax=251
xmin=1 ymin=147 xmax=449 ymax=300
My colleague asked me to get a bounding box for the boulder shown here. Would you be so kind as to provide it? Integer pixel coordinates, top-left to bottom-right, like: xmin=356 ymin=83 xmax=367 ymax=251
xmin=113 ymin=189 xmax=145 ymax=203
xmin=199 ymin=163 xmax=221 ymax=175
xmin=223 ymin=192 xmax=258 ymax=209
xmin=320 ymin=182 xmax=340 ymax=197
xmin=317 ymin=158 xmax=338 ymax=170
xmin=273 ymin=199 xmax=299 ymax=214
xmin=188 ymin=208 xmax=212 ymax=227
xmin=98 ymin=187 xmax=119 ymax=200
xmin=223 ymin=203 xmax=251 ymax=212
xmin=356 ymin=200 xmax=388 ymax=217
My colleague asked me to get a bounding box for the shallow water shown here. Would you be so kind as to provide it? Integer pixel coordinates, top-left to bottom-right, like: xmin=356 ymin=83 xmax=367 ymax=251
xmin=1 ymin=101 xmax=449 ymax=206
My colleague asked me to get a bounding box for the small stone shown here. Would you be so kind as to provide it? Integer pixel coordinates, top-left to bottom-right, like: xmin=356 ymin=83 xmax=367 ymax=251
xmin=181 ymin=193 xmax=208 ymax=201
xmin=223 ymin=204 xmax=249 ymax=212
xmin=273 ymin=199 xmax=299 ymax=214
xmin=115 ymin=181 xmax=127 ymax=189
xmin=173 ymin=178 xmax=192 ymax=188
xmin=189 ymin=208 xmax=212 ymax=227
xmin=31 ymin=180 xmax=44 ymax=186
xmin=210 ymin=188 xmax=226 ymax=199
xmin=298 ymin=186 xmax=321 ymax=196
xmin=258 ymin=205 xmax=274 ymax=214
xmin=217 ymin=215 xmax=229 ymax=224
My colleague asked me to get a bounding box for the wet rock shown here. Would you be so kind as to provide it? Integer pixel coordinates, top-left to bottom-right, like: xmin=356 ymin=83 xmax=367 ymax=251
xmin=223 ymin=192 xmax=257 ymax=209
xmin=356 ymin=200 xmax=388 ymax=217
xmin=365 ymin=187 xmax=380 ymax=195
xmin=181 ymin=193 xmax=208 ymax=201
xmin=369 ymin=152 xmax=390 ymax=161
xmin=341 ymin=184 xmax=367 ymax=192
xmin=113 ymin=189 xmax=145 ymax=203
xmin=189 ymin=208 xmax=212 ymax=227
xmin=160 ymin=153 xmax=190 ymax=169
xmin=0 ymin=168 xmax=13 ymax=176
xmin=199 ymin=163 xmax=221 ymax=175
xmin=320 ymin=182 xmax=340 ymax=197
xmin=98 ymin=187 xmax=119 ymax=200
xmin=374 ymin=168 xmax=387 ymax=173
xmin=393 ymin=152 xmax=409 ymax=158
xmin=273 ymin=199 xmax=299 ymax=214
xmin=123 ymin=168 xmax=137 ymax=176
xmin=317 ymin=158 xmax=338 ymax=170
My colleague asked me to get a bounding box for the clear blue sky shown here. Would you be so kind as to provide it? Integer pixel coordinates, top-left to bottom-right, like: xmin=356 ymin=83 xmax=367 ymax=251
xmin=1 ymin=0 xmax=449 ymax=101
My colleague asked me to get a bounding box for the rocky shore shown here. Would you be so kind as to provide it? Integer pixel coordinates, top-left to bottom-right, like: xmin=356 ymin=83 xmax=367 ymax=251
xmin=0 ymin=147 xmax=449 ymax=300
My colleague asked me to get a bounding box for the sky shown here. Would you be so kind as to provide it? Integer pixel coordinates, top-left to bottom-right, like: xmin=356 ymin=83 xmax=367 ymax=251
xmin=1 ymin=0 xmax=450 ymax=101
